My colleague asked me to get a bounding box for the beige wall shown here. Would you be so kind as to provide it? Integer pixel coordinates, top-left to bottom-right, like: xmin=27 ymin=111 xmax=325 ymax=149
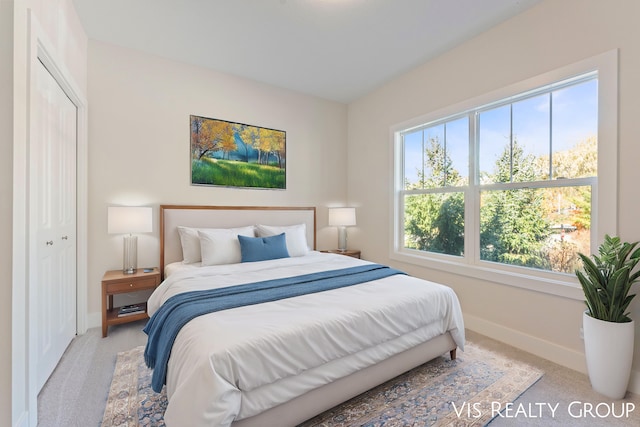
xmin=347 ymin=0 xmax=640 ymax=390
xmin=2 ymin=2 xmax=14 ymax=426
xmin=86 ymin=41 xmax=348 ymax=320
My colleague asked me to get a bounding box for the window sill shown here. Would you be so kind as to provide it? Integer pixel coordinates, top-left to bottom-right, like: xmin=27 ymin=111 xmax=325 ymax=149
xmin=390 ymin=249 xmax=584 ymax=301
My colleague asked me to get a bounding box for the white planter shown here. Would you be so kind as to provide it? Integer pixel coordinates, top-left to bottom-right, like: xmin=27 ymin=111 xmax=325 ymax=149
xmin=583 ymin=311 xmax=635 ymax=399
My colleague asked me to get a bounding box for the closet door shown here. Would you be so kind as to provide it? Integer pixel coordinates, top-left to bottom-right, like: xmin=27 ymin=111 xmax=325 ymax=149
xmin=32 ymin=60 xmax=77 ymax=391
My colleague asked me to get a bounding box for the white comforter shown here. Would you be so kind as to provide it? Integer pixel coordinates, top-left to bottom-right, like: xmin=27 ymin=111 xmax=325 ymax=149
xmin=147 ymin=252 xmax=465 ymax=427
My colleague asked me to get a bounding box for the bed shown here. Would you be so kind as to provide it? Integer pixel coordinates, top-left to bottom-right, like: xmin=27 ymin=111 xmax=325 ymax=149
xmin=146 ymin=205 xmax=465 ymax=427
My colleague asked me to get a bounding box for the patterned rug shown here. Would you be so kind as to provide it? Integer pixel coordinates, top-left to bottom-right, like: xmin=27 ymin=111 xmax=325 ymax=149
xmin=101 ymin=342 xmax=542 ymax=427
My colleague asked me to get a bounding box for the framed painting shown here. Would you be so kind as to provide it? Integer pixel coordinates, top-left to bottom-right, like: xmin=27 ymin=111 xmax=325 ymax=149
xmin=190 ymin=115 xmax=286 ymax=189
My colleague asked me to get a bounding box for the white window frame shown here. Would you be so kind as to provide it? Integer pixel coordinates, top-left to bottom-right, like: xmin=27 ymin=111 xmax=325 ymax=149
xmin=390 ymin=50 xmax=618 ymax=300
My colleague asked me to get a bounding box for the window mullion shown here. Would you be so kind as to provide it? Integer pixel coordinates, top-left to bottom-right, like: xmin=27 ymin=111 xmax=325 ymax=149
xmin=509 ymin=104 xmax=514 ymax=182
xmin=549 ymin=93 xmax=553 ymax=180
xmin=443 ymin=124 xmax=447 ymax=186
xmin=466 ymin=112 xmax=478 ymax=264
xmin=421 ymin=130 xmax=425 ymax=189
xmin=480 ymin=177 xmax=595 ymax=191
xmin=403 ymin=187 xmax=466 ymax=195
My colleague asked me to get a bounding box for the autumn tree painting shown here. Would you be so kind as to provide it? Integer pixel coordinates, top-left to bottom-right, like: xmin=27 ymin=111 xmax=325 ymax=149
xmin=190 ymin=115 xmax=286 ymax=189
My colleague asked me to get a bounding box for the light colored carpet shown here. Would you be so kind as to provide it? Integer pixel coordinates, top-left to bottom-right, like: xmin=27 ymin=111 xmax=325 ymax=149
xmin=37 ymin=319 xmax=149 ymax=427
xmin=101 ymin=341 xmax=542 ymax=426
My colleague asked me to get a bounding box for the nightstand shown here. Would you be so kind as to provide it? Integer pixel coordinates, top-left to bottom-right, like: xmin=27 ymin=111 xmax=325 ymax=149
xmin=101 ymin=268 xmax=161 ymax=337
xmin=321 ymin=249 xmax=361 ymax=259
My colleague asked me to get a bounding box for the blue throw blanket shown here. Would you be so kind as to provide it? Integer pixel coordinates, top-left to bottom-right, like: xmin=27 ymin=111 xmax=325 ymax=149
xmin=143 ymin=264 xmax=405 ymax=392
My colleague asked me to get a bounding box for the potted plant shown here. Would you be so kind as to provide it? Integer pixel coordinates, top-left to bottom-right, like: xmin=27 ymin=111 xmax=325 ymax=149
xmin=576 ymin=235 xmax=640 ymax=399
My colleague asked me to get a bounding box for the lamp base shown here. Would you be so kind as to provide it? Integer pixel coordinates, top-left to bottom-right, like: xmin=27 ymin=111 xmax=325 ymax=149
xmin=337 ymin=226 xmax=348 ymax=251
xmin=123 ymin=235 xmax=138 ymax=275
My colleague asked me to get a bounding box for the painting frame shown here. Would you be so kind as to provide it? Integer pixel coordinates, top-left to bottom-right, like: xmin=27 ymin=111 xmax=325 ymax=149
xmin=190 ymin=114 xmax=286 ymax=190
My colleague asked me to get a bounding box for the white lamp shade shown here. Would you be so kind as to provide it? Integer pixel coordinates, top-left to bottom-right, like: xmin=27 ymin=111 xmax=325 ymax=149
xmin=108 ymin=206 xmax=153 ymax=234
xmin=328 ymin=207 xmax=356 ymax=227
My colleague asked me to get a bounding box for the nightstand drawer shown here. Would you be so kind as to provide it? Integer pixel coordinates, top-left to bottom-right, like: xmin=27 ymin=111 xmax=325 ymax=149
xmin=105 ymin=276 xmax=158 ymax=293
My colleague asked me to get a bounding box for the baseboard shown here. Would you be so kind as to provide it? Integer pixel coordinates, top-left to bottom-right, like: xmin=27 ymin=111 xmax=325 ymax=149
xmin=464 ymin=313 xmax=640 ymax=395
xmin=629 ymin=368 xmax=640 ymax=395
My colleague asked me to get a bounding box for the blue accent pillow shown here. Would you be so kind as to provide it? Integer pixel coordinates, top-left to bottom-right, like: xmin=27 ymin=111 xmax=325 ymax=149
xmin=238 ymin=233 xmax=290 ymax=263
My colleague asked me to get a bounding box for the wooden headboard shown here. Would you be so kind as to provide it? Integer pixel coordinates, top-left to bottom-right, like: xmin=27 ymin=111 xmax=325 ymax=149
xmin=160 ymin=205 xmax=316 ymax=276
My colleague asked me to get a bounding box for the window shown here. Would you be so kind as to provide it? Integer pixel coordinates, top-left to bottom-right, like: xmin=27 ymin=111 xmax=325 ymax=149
xmin=403 ymin=117 xmax=468 ymax=257
xmin=392 ymin=52 xmax=617 ymax=295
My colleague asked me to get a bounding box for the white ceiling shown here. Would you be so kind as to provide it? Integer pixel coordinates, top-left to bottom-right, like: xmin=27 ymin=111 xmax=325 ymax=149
xmin=72 ymin=0 xmax=541 ymax=103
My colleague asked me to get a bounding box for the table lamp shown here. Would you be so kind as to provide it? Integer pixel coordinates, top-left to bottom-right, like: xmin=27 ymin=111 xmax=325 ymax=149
xmin=108 ymin=206 xmax=152 ymax=274
xmin=328 ymin=207 xmax=356 ymax=252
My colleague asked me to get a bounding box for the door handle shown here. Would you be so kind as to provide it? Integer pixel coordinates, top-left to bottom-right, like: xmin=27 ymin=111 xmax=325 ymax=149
xmin=61 ymin=236 xmax=68 ymax=240
xmin=46 ymin=240 xmax=54 ymax=246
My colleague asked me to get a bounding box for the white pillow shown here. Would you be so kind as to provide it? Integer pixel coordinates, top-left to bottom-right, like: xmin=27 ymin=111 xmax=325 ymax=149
xmin=255 ymin=224 xmax=309 ymax=257
xmin=177 ymin=226 xmax=203 ymax=264
xmin=198 ymin=226 xmax=256 ymax=266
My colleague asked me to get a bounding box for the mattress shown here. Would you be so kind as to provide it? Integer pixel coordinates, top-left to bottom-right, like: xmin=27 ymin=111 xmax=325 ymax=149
xmin=147 ymin=252 xmax=465 ymax=427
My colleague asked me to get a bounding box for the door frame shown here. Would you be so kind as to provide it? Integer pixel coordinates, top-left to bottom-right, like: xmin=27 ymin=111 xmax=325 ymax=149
xmin=12 ymin=11 xmax=88 ymax=427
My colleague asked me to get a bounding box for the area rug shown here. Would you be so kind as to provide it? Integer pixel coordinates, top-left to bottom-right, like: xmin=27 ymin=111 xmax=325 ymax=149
xmin=101 ymin=342 xmax=542 ymax=427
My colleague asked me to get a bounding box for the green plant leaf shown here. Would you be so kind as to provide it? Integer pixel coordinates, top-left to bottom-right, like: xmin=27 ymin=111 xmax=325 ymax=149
xmin=608 ymin=267 xmax=630 ymax=321
xmin=576 ymin=236 xmax=640 ymax=323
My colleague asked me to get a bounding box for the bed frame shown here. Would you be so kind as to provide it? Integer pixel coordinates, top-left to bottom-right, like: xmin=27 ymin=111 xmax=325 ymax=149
xmin=159 ymin=205 xmax=458 ymax=427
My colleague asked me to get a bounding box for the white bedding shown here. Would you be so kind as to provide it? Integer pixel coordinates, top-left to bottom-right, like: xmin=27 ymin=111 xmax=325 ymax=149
xmin=164 ymin=261 xmax=202 ymax=277
xmin=147 ymin=252 xmax=465 ymax=427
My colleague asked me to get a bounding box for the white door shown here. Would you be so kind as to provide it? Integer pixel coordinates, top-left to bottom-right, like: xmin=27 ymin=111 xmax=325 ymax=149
xmin=32 ymin=60 xmax=77 ymax=391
